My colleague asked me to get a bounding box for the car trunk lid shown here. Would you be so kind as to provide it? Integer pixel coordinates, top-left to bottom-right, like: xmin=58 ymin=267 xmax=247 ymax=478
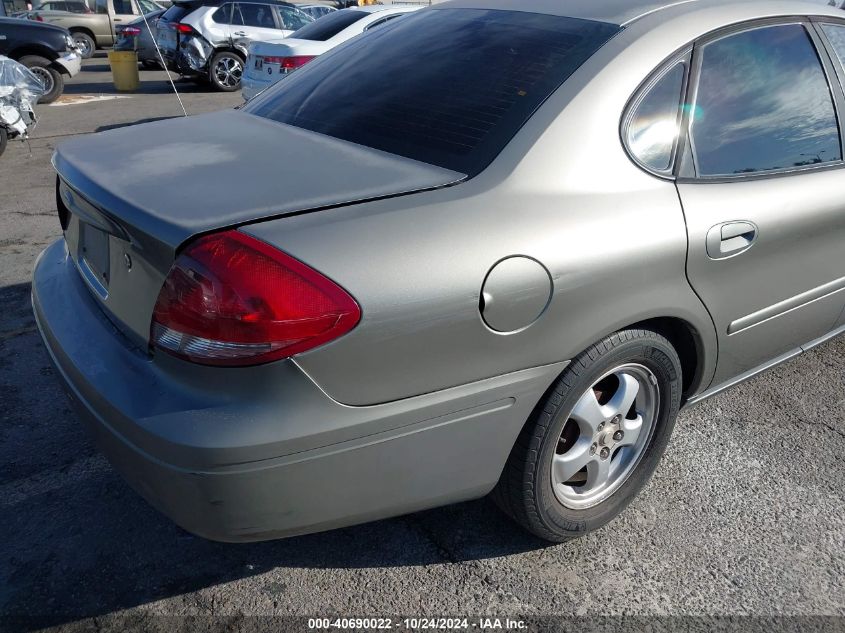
xmin=53 ymin=109 xmax=464 ymax=348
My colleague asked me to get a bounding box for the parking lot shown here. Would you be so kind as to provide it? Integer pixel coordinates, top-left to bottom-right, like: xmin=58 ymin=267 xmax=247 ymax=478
xmin=1 ymin=54 xmax=844 ymax=631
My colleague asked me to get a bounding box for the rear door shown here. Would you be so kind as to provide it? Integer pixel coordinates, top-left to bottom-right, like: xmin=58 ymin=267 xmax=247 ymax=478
xmin=814 ymin=19 xmax=845 ymax=332
xmin=676 ymin=20 xmax=845 ymax=385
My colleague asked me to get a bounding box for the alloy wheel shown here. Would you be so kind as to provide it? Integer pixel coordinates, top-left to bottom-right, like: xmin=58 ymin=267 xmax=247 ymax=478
xmin=73 ymin=34 xmax=92 ymax=57
xmin=214 ymin=55 xmax=243 ymax=88
xmin=551 ymin=363 xmax=659 ymax=509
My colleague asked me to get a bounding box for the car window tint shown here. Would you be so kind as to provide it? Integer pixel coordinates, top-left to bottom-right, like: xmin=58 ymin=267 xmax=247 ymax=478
xmin=626 ymin=61 xmax=686 ymax=173
xmin=112 ymin=0 xmax=133 ymax=13
xmin=821 ymin=23 xmax=845 ymax=75
xmin=160 ymin=2 xmax=192 ymax=22
xmin=212 ymin=2 xmax=231 ymax=23
xmin=234 ymin=3 xmax=274 ymax=28
xmin=248 ymin=9 xmax=619 ymax=177
xmin=137 ymin=0 xmax=156 ymax=13
xmin=691 ymin=24 xmax=841 ymax=176
xmin=95 ymin=0 xmax=107 ymax=14
xmin=288 ymin=8 xmax=367 ymax=41
xmin=277 ymin=5 xmax=311 ymax=30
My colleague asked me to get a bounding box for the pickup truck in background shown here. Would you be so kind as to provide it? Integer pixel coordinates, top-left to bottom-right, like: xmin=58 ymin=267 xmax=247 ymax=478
xmin=29 ymin=0 xmax=163 ymax=58
xmin=0 ymin=15 xmax=81 ymax=102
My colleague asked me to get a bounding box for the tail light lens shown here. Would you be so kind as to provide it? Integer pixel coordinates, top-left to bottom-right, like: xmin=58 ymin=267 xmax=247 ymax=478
xmin=151 ymin=230 xmax=360 ymax=367
xmin=260 ymin=55 xmax=316 ymax=70
xmin=173 ymin=22 xmax=194 ymax=34
xmin=122 ymin=26 xmax=142 ymax=35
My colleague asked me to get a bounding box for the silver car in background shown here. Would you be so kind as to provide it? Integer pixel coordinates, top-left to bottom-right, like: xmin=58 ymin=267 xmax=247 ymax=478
xmin=33 ymin=0 xmax=845 ymax=542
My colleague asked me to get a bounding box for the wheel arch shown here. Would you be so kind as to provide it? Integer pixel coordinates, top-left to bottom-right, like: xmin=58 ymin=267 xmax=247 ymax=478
xmin=216 ymin=45 xmax=246 ymax=60
xmin=8 ymin=45 xmax=57 ymax=61
xmin=627 ymin=316 xmax=704 ymax=401
xmin=69 ymin=26 xmax=97 ymax=42
xmin=528 ymin=314 xmax=712 ymax=426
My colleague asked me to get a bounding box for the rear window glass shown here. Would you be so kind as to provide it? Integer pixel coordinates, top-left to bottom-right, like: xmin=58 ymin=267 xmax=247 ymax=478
xmin=288 ymin=8 xmax=367 ymax=41
xmin=160 ymin=1 xmax=196 ymax=22
xmin=247 ymin=8 xmax=618 ymax=176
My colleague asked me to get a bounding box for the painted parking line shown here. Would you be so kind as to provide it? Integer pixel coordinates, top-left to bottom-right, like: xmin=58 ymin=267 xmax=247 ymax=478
xmin=49 ymin=95 xmax=133 ymax=107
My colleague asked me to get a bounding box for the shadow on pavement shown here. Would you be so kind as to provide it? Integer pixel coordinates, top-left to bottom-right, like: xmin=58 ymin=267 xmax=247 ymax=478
xmin=0 ymin=281 xmax=549 ymax=628
xmin=62 ymin=79 xmax=215 ymax=96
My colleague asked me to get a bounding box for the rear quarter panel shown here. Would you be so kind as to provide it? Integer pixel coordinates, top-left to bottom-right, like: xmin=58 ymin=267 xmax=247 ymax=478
xmin=253 ymin=3 xmax=845 ymax=407
xmin=242 ymin=21 xmax=718 ymax=407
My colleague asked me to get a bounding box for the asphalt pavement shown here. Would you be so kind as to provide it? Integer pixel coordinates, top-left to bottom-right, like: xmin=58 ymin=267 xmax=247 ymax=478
xmin=0 ymin=55 xmax=843 ymax=632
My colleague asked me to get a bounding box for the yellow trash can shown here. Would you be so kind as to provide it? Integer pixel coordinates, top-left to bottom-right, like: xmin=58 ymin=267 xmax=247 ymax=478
xmin=107 ymin=50 xmax=140 ymax=92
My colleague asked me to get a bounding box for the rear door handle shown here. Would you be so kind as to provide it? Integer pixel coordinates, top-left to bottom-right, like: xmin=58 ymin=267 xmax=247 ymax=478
xmin=706 ymin=221 xmax=758 ymax=259
xmin=233 ymin=30 xmax=247 ymax=36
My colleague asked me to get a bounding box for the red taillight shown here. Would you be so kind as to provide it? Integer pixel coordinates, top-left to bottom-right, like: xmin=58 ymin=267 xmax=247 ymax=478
xmin=260 ymin=55 xmax=316 ymax=69
xmin=33 ymin=14 xmax=44 ymax=21
xmin=151 ymin=230 xmax=360 ymax=367
xmin=173 ymin=22 xmax=194 ymax=33
xmin=122 ymin=26 xmax=141 ymax=35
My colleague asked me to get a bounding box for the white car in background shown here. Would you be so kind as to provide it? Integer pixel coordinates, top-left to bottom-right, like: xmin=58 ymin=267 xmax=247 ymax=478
xmin=296 ymin=3 xmax=335 ymax=20
xmin=241 ymin=4 xmax=419 ymax=100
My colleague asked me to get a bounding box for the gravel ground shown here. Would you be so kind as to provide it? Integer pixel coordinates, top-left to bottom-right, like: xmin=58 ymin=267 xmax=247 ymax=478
xmin=0 ymin=56 xmax=843 ymax=632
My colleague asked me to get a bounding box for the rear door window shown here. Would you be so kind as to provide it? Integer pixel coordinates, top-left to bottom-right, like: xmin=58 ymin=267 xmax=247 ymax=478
xmin=234 ymin=3 xmax=276 ymax=28
xmin=212 ymin=2 xmax=231 ymax=23
xmin=288 ymin=8 xmax=367 ymax=41
xmin=689 ymin=23 xmax=841 ymax=176
xmin=248 ymin=8 xmax=619 ymax=176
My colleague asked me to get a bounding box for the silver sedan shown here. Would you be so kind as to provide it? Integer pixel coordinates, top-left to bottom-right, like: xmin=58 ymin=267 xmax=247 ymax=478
xmin=33 ymin=0 xmax=845 ymax=542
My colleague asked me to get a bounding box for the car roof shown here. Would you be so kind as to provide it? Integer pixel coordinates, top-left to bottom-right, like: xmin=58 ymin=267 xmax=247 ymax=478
xmin=434 ymin=0 xmax=845 ymax=27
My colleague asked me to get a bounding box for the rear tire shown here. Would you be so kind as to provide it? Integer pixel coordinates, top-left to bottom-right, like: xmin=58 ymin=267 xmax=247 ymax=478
xmin=19 ymin=56 xmax=64 ymax=104
xmin=208 ymin=51 xmax=243 ymax=92
xmin=71 ymin=31 xmax=96 ymax=59
xmin=141 ymin=59 xmax=159 ymax=69
xmin=492 ymin=328 xmax=682 ymax=542
xmin=0 ymin=127 xmax=7 ymax=157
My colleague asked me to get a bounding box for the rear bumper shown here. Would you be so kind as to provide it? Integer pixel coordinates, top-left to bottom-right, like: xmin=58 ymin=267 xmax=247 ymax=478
xmin=55 ymin=51 xmax=81 ymax=77
xmin=32 ymin=239 xmax=566 ymax=541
